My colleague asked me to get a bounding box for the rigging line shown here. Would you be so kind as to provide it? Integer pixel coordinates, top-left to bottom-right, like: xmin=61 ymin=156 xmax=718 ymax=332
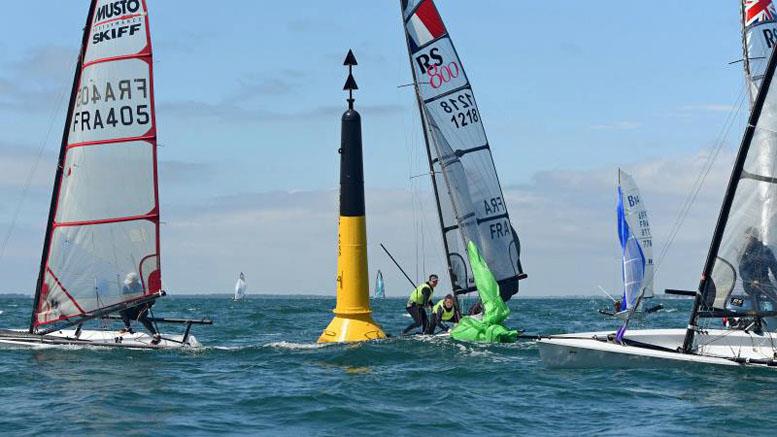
xmin=653 ymin=84 xmax=748 ymax=274
xmin=655 ymin=87 xmax=744 ymax=270
xmin=0 ymin=84 xmax=69 ymax=265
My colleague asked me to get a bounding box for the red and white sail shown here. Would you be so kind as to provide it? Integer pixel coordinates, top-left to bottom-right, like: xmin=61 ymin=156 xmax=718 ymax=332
xmin=33 ymin=0 xmax=160 ymax=328
xmin=743 ymin=0 xmax=777 ymax=104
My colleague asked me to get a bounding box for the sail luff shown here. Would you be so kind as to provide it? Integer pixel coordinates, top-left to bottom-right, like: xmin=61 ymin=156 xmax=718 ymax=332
xmin=399 ymin=2 xmax=458 ymax=293
xmin=742 ymin=0 xmax=754 ymax=103
xmin=30 ymin=0 xmax=98 ymax=333
xmin=683 ymin=34 xmax=777 ymax=353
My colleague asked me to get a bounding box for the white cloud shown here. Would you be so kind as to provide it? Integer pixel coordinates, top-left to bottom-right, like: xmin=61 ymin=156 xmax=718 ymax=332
xmin=0 ymin=146 xmax=737 ymax=297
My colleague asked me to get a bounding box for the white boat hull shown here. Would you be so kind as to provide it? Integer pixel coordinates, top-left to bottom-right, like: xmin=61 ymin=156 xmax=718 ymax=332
xmin=0 ymin=328 xmax=201 ymax=350
xmin=538 ymin=329 xmax=777 ymax=369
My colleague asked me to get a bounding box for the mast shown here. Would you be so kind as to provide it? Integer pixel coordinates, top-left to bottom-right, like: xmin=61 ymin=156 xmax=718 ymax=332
xmin=399 ymin=3 xmax=458 ymax=293
xmin=30 ymin=0 xmax=97 ymax=333
xmin=682 ymin=37 xmax=777 ymax=353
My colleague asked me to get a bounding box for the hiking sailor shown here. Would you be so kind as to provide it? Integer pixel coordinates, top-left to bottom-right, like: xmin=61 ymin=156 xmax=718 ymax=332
xmin=402 ymin=274 xmax=438 ymax=335
xmin=118 ymin=272 xmax=161 ymax=345
xmin=425 ymin=294 xmax=461 ymax=334
xmin=739 ymin=227 xmax=777 ymax=311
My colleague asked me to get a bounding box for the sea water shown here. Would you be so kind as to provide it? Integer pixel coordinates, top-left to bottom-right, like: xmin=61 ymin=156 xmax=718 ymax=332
xmin=0 ymin=295 xmax=776 ymax=435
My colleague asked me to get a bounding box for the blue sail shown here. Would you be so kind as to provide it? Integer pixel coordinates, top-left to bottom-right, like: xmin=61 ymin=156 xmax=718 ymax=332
xmin=617 ymin=186 xmax=647 ymax=310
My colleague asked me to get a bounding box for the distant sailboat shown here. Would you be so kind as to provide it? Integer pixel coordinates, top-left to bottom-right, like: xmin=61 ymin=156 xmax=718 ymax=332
xmin=538 ymin=1 xmax=777 ymax=368
xmin=598 ymin=170 xmax=662 ymax=319
xmin=373 ymin=270 xmax=385 ymax=299
xmin=400 ymin=0 xmax=526 ymax=302
xmin=234 ymin=272 xmax=247 ymax=300
xmin=0 ymin=0 xmax=209 ymax=349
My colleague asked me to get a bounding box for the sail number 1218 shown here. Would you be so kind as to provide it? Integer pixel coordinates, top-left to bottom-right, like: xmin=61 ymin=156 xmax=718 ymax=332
xmin=439 ymin=93 xmax=479 ymax=129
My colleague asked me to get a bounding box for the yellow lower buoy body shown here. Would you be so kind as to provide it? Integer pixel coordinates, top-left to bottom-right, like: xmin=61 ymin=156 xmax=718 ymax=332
xmin=319 ymin=216 xmax=385 ymax=343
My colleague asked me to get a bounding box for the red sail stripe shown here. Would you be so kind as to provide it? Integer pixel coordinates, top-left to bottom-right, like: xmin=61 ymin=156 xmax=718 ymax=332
xmin=45 ymin=267 xmax=87 ymax=314
xmin=82 ymin=51 xmax=150 ymax=69
xmin=66 ymin=134 xmax=155 ymax=150
xmin=93 ymin=12 xmax=145 ymax=27
xmin=416 ymin=0 xmax=446 ymax=39
xmin=53 ymin=212 xmax=158 ymax=228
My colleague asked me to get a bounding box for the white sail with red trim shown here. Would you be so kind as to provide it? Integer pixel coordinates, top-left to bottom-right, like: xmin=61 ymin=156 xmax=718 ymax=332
xmin=33 ymin=0 xmax=160 ymax=329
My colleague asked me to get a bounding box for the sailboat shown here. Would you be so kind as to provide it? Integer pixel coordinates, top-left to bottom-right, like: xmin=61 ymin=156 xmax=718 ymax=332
xmin=373 ymin=270 xmax=385 ymax=299
xmin=538 ymin=1 xmax=777 ymax=368
xmin=0 ymin=0 xmax=209 ymax=349
xmin=400 ymin=0 xmax=527 ymax=303
xmin=234 ymin=272 xmax=247 ymax=300
xmin=598 ymin=169 xmax=662 ymax=320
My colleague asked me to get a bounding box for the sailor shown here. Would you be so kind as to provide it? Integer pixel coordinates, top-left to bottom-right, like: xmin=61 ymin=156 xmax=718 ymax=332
xmin=425 ymin=294 xmax=461 ymax=334
xmin=401 ymin=274 xmax=438 ymax=335
xmin=739 ymin=227 xmax=777 ymax=312
xmin=118 ymin=273 xmax=161 ymax=345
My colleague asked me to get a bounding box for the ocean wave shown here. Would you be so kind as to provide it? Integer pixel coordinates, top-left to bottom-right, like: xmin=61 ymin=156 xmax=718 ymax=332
xmin=264 ymin=341 xmax=332 ymax=350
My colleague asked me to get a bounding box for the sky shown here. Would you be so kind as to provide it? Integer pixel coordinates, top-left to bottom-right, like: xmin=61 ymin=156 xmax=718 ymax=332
xmin=0 ymin=1 xmax=755 ymax=297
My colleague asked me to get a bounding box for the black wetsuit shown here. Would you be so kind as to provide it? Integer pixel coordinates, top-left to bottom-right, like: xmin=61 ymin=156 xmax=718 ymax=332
xmin=739 ymin=237 xmax=777 ymax=310
xmin=119 ymin=302 xmax=157 ymax=335
xmin=425 ymin=305 xmax=461 ymax=334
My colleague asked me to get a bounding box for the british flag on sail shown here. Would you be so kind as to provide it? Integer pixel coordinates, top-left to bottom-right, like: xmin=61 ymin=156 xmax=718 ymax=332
xmin=745 ymin=0 xmax=776 ymax=27
xmin=743 ymin=0 xmax=777 ymax=104
xmin=404 ymin=0 xmax=447 ymax=49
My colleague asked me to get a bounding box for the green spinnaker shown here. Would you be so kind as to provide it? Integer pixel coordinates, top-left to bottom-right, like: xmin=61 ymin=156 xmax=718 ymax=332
xmin=449 ymin=241 xmax=519 ymax=343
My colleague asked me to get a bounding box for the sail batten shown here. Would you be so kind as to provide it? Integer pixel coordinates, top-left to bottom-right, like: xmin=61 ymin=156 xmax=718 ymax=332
xmin=31 ymin=0 xmax=160 ymax=330
xmin=401 ymin=0 xmax=524 ymax=300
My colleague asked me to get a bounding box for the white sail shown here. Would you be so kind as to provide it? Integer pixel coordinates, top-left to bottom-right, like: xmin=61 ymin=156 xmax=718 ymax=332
xmin=234 ymin=272 xmax=246 ymax=300
xmin=374 ymin=270 xmax=385 ymax=298
xmin=705 ymin=13 xmax=777 ymax=312
xmin=617 ymin=170 xmax=654 ymax=308
xmin=32 ymin=0 xmax=160 ymax=329
xmin=401 ymin=0 xmax=525 ymax=300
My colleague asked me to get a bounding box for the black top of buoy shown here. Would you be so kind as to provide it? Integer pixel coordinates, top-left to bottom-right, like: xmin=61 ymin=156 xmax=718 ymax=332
xmin=343 ymin=49 xmax=358 ymax=66
xmin=343 ymin=49 xmax=358 ymax=110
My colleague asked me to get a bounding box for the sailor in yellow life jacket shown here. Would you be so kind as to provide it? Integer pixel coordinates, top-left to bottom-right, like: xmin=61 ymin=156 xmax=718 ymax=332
xmin=425 ymin=294 xmax=461 ymax=334
xmin=401 ymin=274 xmax=438 ymax=335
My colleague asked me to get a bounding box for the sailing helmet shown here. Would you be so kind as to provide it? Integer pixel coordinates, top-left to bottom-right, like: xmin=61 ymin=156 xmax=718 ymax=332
xmin=124 ymin=272 xmax=140 ymax=284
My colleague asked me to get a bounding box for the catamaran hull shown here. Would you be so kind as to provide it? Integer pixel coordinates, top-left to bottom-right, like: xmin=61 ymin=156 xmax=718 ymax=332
xmin=0 ymin=329 xmax=200 ymax=350
xmin=537 ymin=329 xmax=777 ymax=369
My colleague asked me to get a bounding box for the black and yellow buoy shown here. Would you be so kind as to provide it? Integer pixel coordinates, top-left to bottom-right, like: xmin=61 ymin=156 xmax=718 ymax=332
xmin=318 ymin=50 xmax=386 ymax=343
